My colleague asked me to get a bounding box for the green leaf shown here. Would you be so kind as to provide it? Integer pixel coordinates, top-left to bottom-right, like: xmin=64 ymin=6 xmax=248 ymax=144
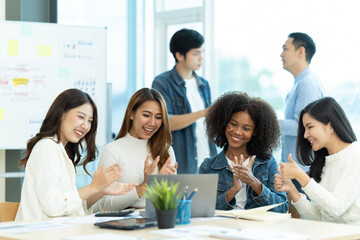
xmin=145 ymin=177 xmax=182 ymax=210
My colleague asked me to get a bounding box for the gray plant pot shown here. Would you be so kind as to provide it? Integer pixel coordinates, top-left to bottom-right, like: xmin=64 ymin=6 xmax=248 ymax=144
xmin=156 ymin=209 xmax=177 ymax=229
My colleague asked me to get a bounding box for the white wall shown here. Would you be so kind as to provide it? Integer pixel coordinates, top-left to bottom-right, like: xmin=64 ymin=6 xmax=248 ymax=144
xmin=0 ymin=0 xmax=5 ymax=20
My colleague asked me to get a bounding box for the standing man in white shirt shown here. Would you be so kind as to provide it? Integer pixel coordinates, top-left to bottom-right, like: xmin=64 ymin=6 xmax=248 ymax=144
xmin=152 ymin=28 xmax=216 ymax=173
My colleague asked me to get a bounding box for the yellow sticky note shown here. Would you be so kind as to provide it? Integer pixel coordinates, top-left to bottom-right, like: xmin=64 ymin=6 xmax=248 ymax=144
xmin=8 ymin=40 xmax=19 ymax=56
xmin=13 ymin=78 xmax=29 ymax=86
xmin=0 ymin=108 xmax=4 ymax=120
xmin=38 ymin=45 xmax=52 ymax=57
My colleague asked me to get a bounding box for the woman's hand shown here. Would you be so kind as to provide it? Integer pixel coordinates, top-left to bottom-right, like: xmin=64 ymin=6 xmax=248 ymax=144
xmin=234 ymin=156 xmax=257 ymax=185
xmin=233 ymin=155 xmax=262 ymax=195
xmin=226 ymin=156 xmax=243 ymax=202
xmin=159 ymin=157 xmax=178 ymax=175
xmin=279 ymin=154 xmax=303 ymax=179
xmin=80 ymin=163 xmax=124 ymax=207
xmin=279 ymin=154 xmax=311 ymax=188
xmin=274 ymin=167 xmax=302 ymax=203
xmin=143 ymin=153 xmax=159 ymax=179
xmin=135 ymin=154 xmax=159 ymax=197
xmin=230 ymin=156 xmax=243 ymax=192
xmin=91 ymin=163 xmax=123 ymax=192
xmin=274 ymin=167 xmax=294 ymax=193
xmin=102 ymin=182 xmax=138 ymax=196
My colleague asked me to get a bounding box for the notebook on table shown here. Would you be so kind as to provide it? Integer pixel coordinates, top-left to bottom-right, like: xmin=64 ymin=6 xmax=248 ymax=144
xmin=215 ymin=201 xmax=290 ymax=221
xmin=144 ymin=174 xmax=218 ymax=218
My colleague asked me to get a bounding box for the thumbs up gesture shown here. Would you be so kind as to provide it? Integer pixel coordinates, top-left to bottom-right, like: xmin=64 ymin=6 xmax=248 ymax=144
xmin=279 ymin=154 xmax=302 ymax=180
xmin=274 ymin=167 xmax=294 ymax=193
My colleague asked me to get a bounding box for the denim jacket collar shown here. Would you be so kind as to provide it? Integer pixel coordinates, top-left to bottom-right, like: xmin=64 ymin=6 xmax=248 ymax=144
xmin=211 ymin=150 xmax=231 ymax=171
xmin=211 ymin=149 xmax=270 ymax=171
xmin=170 ymin=66 xmax=203 ymax=87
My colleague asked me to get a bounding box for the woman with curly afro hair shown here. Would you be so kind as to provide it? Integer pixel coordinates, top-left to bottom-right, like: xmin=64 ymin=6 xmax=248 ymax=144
xmin=199 ymin=92 xmax=288 ymax=212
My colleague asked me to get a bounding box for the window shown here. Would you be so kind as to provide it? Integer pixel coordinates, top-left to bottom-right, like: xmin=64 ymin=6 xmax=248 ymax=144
xmin=58 ymin=0 xmax=129 ymax=187
xmin=56 ymin=1 xmax=360 ymax=187
xmin=152 ymin=0 xmax=205 ymax=80
xmin=165 ymin=22 xmax=203 ymax=71
xmin=155 ymin=0 xmax=203 ymax=12
xmin=213 ymin=0 xmax=360 ymax=158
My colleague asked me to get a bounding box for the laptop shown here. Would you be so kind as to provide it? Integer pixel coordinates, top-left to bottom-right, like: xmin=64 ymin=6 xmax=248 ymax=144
xmin=145 ymin=174 xmax=218 ymax=218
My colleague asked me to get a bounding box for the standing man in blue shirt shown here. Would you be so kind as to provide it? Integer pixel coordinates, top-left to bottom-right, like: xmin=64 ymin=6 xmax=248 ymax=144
xmin=152 ymin=29 xmax=216 ymax=174
xmin=279 ymin=32 xmax=325 ymax=190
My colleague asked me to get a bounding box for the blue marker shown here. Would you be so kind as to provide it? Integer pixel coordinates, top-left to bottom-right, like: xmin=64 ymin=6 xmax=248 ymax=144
xmin=187 ymin=188 xmax=198 ymax=200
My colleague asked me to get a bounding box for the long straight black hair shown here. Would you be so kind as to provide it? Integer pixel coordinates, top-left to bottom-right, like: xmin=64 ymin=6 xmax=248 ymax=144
xmin=20 ymin=88 xmax=98 ymax=176
xmin=296 ymin=97 xmax=357 ymax=182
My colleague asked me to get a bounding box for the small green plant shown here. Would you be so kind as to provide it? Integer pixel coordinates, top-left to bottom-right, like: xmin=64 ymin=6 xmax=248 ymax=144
xmin=145 ymin=178 xmax=182 ymax=210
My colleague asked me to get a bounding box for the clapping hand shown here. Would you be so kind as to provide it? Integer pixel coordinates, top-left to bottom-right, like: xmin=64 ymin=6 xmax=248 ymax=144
xmin=159 ymin=157 xmax=178 ymax=175
xmin=143 ymin=153 xmax=159 ymax=179
xmin=92 ymin=163 xmax=123 ymax=192
xmin=230 ymin=156 xmax=243 ymax=192
xmin=102 ymin=181 xmax=138 ymax=196
xmin=232 ymin=155 xmax=257 ymax=186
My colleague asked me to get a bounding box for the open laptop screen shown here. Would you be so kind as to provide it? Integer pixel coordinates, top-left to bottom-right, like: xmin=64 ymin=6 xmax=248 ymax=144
xmin=145 ymin=174 xmax=218 ymax=218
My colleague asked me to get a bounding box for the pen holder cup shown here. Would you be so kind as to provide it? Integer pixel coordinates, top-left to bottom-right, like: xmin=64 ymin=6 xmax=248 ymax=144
xmin=176 ymin=199 xmax=192 ymax=225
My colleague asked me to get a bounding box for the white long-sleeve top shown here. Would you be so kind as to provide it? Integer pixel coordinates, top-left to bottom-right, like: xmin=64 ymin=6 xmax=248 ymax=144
xmin=97 ymin=133 xmax=176 ymax=210
xmin=15 ymin=137 xmax=87 ymax=221
xmin=293 ymin=142 xmax=360 ymax=225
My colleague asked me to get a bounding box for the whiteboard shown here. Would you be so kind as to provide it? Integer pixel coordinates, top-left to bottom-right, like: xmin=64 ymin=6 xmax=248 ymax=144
xmin=0 ymin=21 xmax=107 ymax=149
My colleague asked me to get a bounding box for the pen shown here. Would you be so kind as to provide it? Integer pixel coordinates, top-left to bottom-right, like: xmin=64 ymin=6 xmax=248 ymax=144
xmin=187 ymin=188 xmax=198 ymax=200
xmin=185 ymin=185 xmax=188 ymax=199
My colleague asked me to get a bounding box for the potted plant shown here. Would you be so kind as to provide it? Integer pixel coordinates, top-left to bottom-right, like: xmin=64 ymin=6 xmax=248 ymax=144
xmin=145 ymin=178 xmax=181 ymax=229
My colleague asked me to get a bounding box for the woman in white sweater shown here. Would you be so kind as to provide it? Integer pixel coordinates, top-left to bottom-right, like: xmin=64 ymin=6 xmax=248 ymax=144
xmin=16 ymin=89 xmax=135 ymax=221
xmin=98 ymin=88 xmax=177 ymax=210
xmin=274 ymin=97 xmax=360 ymax=225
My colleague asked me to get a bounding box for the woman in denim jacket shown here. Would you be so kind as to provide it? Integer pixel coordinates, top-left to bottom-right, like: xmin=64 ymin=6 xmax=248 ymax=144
xmin=199 ymin=92 xmax=288 ymax=213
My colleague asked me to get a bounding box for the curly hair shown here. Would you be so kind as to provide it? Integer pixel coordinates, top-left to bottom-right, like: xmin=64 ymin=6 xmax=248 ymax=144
xmin=206 ymin=91 xmax=280 ymax=160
